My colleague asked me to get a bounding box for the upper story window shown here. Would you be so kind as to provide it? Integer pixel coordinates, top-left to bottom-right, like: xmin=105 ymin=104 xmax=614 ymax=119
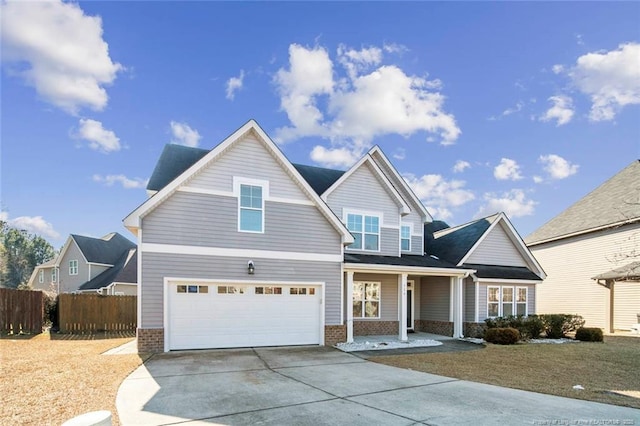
xmin=51 ymin=269 xmax=57 ymax=282
xmin=346 ymin=212 xmax=380 ymax=251
xmin=69 ymin=260 xmax=78 ymax=276
xmin=39 ymin=270 xmax=44 ymax=283
xmin=233 ymin=177 xmax=269 ymax=234
xmin=401 ymin=224 xmax=412 ymax=252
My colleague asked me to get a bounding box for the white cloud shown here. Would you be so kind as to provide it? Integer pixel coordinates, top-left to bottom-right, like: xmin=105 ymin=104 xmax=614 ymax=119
xmin=502 ymin=101 xmax=524 ymax=116
xmin=75 ymin=119 xmax=121 ymax=153
xmin=539 ymin=154 xmax=579 ymax=180
xmin=475 ymin=189 xmax=536 ymax=219
xmin=92 ymin=174 xmax=148 ymax=189
xmin=225 ymin=70 xmax=245 ymax=100
xmin=452 ymin=160 xmax=470 ymax=173
xmin=494 ymin=158 xmax=523 ymax=181
xmin=309 ymin=145 xmax=361 ymax=169
xmin=533 ymin=175 xmax=544 ymax=184
xmin=552 ymin=64 xmax=564 ymax=74
xmin=170 ymin=121 xmax=201 ymax=147
xmin=273 ymin=43 xmax=460 ymax=167
xmin=392 ymin=148 xmax=406 ymax=161
xmin=4 ymin=214 xmax=60 ymax=239
xmin=383 ymin=43 xmax=408 ymax=54
xmin=569 ymin=42 xmax=640 ymax=121
xmin=403 ymin=173 xmax=475 ymax=220
xmin=540 ymin=95 xmax=574 ymax=126
xmin=0 ymin=0 xmax=122 ymax=114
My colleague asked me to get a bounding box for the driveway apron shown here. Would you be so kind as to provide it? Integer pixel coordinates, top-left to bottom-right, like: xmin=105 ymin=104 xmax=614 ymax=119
xmin=117 ymin=346 xmax=640 ymax=425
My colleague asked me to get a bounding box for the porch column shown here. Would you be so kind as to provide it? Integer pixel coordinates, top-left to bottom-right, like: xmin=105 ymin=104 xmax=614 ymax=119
xmin=398 ymin=273 xmax=408 ymax=342
xmin=451 ymin=276 xmax=464 ymax=338
xmin=346 ymin=271 xmax=354 ymax=343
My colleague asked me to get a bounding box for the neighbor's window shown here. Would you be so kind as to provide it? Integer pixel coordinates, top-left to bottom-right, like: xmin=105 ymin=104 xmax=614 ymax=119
xmin=487 ymin=286 xmax=500 ymax=317
xmin=353 ymin=282 xmax=380 ymax=318
xmin=346 ymin=213 xmax=380 ymax=251
xmin=239 ymin=184 xmax=263 ymax=232
xmin=51 ymin=269 xmax=57 ymax=282
xmin=69 ymin=260 xmax=78 ymax=275
xmin=39 ymin=270 xmax=44 ymax=283
xmin=401 ymin=224 xmax=411 ymax=252
xmin=516 ymin=287 xmax=528 ymax=316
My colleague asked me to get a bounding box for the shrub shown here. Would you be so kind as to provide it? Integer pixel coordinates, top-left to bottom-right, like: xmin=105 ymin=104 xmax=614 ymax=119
xmin=522 ymin=315 xmax=545 ymax=340
xmin=540 ymin=314 xmax=585 ymax=339
xmin=484 ymin=327 xmax=520 ymax=345
xmin=484 ymin=315 xmax=543 ymax=340
xmin=575 ymin=327 xmax=604 ymax=342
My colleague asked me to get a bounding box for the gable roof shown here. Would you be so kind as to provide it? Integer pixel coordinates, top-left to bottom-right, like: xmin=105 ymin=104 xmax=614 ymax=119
xmin=293 ymin=163 xmax=345 ymax=195
xmin=526 ymin=160 xmax=640 ymax=246
xmin=322 ymin=153 xmax=411 ymax=214
xmin=147 ymin=144 xmax=208 ymax=192
xmin=78 ymin=249 xmax=137 ymax=291
xmin=124 ymin=120 xmax=354 ymax=245
xmin=71 ymin=233 xmax=136 ymax=265
xmin=426 ymin=212 xmax=545 ymax=280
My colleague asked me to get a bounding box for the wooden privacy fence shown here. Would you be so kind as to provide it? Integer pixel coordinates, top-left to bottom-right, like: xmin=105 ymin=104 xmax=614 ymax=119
xmin=59 ymin=294 xmax=136 ymax=332
xmin=0 ymin=288 xmax=44 ymax=334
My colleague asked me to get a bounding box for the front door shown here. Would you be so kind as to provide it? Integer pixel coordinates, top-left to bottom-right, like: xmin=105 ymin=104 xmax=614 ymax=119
xmin=407 ymin=280 xmax=414 ymax=330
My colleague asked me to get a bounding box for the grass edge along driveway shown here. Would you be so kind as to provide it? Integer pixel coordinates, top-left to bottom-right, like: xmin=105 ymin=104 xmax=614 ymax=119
xmin=373 ymin=336 xmax=640 ymax=409
xmin=0 ymin=332 xmax=149 ymax=426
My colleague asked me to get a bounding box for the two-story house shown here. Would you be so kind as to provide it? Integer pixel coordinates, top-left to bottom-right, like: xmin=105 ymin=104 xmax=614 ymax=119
xmin=29 ymin=232 xmax=137 ymax=295
xmin=125 ymin=120 xmax=544 ymax=352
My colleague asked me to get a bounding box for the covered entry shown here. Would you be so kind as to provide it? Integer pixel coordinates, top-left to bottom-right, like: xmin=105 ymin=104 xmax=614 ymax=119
xmin=166 ymin=280 xmax=323 ymax=350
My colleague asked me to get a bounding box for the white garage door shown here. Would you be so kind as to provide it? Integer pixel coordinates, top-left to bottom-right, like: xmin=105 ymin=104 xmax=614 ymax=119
xmin=167 ymin=282 xmax=322 ymax=350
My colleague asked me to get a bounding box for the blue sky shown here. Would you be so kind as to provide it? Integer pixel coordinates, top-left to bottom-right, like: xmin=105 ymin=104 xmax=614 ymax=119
xmin=2 ymin=1 xmax=639 ymax=249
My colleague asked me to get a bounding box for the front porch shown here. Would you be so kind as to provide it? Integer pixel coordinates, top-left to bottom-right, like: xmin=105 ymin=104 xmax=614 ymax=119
xmin=343 ymin=260 xmax=476 ymax=344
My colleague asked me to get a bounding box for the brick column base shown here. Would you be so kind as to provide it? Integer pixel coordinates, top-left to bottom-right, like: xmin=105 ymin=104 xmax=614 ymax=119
xmin=415 ymin=320 xmax=453 ymax=336
xmin=463 ymin=322 xmax=487 ymax=338
xmin=137 ymin=328 xmax=164 ymax=353
xmin=353 ymin=320 xmax=399 ymax=336
xmin=324 ymin=325 xmax=346 ymax=346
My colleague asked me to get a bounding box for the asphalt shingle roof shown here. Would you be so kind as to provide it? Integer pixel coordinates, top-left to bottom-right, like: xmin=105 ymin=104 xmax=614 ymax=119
xmin=292 ymin=163 xmax=345 ymax=195
xmin=592 ymin=261 xmax=640 ymax=282
xmin=462 ymin=263 xmax=542 ymax=281
xmin=526 ymin=160 xmax=640 ymax=245
xmin=147 ymin=144 xmax=208 ymax=192
xmin=79 ymin=249 xmax=137 ymax=290
xmin=72 ymin=233 xmax=136 ymax=265
xmin=425 ymin=214 xmax=500 ymax=265
xmin=344 ymin=253 xmax=463 ymax=269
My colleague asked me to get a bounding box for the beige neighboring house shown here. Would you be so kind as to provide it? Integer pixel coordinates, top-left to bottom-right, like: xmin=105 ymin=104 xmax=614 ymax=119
xmin=29 ymin=232 xmax=137 ymax=295
xmin=526 ymin=160 xmax=640 ymax=332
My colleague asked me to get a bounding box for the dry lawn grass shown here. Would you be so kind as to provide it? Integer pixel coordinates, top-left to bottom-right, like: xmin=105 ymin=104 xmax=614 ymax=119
xmin=0 ymin=332 xmax=149 ymax=426
xmin=374 ymin=336 xmax=640 ymax=408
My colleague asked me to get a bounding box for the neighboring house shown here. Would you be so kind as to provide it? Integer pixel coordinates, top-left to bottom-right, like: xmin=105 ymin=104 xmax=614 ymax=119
xmin=124 ymin=120 xmax=544 ymax=352
xmin=526 ymin=160 xmax=640 ymax=332
xmin=29 ymin=233 xmax=137 ymax=295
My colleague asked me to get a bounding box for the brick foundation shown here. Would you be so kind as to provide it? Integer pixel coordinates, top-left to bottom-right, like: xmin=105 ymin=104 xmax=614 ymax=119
xmin=464 ymin=322 xmax=487 ymax=338
xmin=324 ymin=325 xmax=347 ymax=346
xmin=415 ymin=319 xmax=453 ymax=336
xmin=137 ymin=328 xmax=164 ymax=353
xmin=353 ymin=320 xmax=399 ymax=336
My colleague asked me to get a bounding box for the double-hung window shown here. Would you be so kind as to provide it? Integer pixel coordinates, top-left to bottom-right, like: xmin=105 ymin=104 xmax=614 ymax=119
xmin=69 ymin=260 xmax=78 ymax=276
xmin=516 ymin=287 xmax=528 ymax=316
xmin=487 ymin=286 xmax=529 ymax=317
xmin=352 ymin=282 xmax=380 ymax=318
xmin=487 ymin=286 xmax=500 ymax=317
xmin=234 ymin=177 xmax=268 ymax=233
xmin=51 ymin=269 xmax=57 ymax=282
xmin=39 ymin=270 xmax=44 ymax=283
xmin=401 ymin=224 xmax=411 ymax=252
xmin=346 ymin=212 xmax=380 ymax=251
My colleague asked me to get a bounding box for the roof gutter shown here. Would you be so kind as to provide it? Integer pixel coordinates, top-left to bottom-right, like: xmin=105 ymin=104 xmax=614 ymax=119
xmin=344 ymin=262 xmax=475 ymax=277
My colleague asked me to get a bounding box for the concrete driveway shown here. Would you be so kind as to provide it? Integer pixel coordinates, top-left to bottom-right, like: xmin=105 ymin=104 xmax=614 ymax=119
xmin=117 ymin=346 xmax=640 ymax=425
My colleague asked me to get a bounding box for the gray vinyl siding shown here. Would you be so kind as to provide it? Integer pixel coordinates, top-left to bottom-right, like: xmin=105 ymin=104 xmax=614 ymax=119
xmin=327 ymin=162 xmax=401 ymax=228
xmin=467 ymin=223 xmax=527 ymax=267
xmin=419 ymin=276 xmax=450 ymax=321
xmin=89 ymin=264 xmax=109 ymax=280
xmin=408 ymin=235 xmax=423 ymax=255
xmin=141 ymin=252 xmax=342 ymax=327
xmin=352 ymin=273 xmax=398 ymax=321
xmin=58 ymin=241 xmax=88 ymax=293
xmin=143 ymin=192 xmax=341 ymax=255
xmin=464 ymin=279 xmax=475 ymax=322
xmin=344 ymin=227 xmax=399 ymax=257
xmin=188 ymin=134 xmax=308 ymax=201
xmin=30 ymin=266 xmax=55 ymax=291
xmin=477 ymin=283 xmax=536 ymax=322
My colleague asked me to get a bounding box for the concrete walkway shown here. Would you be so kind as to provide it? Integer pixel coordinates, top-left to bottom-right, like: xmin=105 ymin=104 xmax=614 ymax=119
xmin=117 ymin=346 xmax=640 ymax=425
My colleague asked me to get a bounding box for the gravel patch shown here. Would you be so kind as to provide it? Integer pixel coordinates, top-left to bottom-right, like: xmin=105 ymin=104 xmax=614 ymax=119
xmin=336 ymin=339 xmax=442 ymax=352
xmin=527 ymin=338 xmax=579 ymax=344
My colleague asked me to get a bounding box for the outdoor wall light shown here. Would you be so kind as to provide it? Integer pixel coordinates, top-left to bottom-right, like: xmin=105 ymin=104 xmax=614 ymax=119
xmin=247 ymin=260 xmax=255 ymax=275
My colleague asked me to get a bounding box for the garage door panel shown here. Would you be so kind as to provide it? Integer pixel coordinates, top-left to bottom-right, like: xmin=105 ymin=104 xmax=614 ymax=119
xmin=168 ymin=283 xmax=322 ymax=350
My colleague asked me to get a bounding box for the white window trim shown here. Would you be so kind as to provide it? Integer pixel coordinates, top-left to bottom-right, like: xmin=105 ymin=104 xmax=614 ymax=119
xmin=233 ymin=177 xmax=269 ymax=234
xmin=487 ymin=285 xmax=529 ymax=318
xmin=51 ymin=269 xmax=57 ymax=283
xmin=344 ymin=209 xmax=382 ymax=252
xmin=69 ymin=260 xmax=78 ymax=276
xmin=502 ymin=286 xmax=515 ymax=317
xmin=38 ymin=270 xmax=44 ymax=283
xmin=516 ymin=286 xmax=528 ymax=316
xmin=352 ymin=281 xmax=381 ymax=319
xmin=400 ymin=223 xmax=412 ymax=252
xmin=487 ymin=285 xmax=500 ymax=318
